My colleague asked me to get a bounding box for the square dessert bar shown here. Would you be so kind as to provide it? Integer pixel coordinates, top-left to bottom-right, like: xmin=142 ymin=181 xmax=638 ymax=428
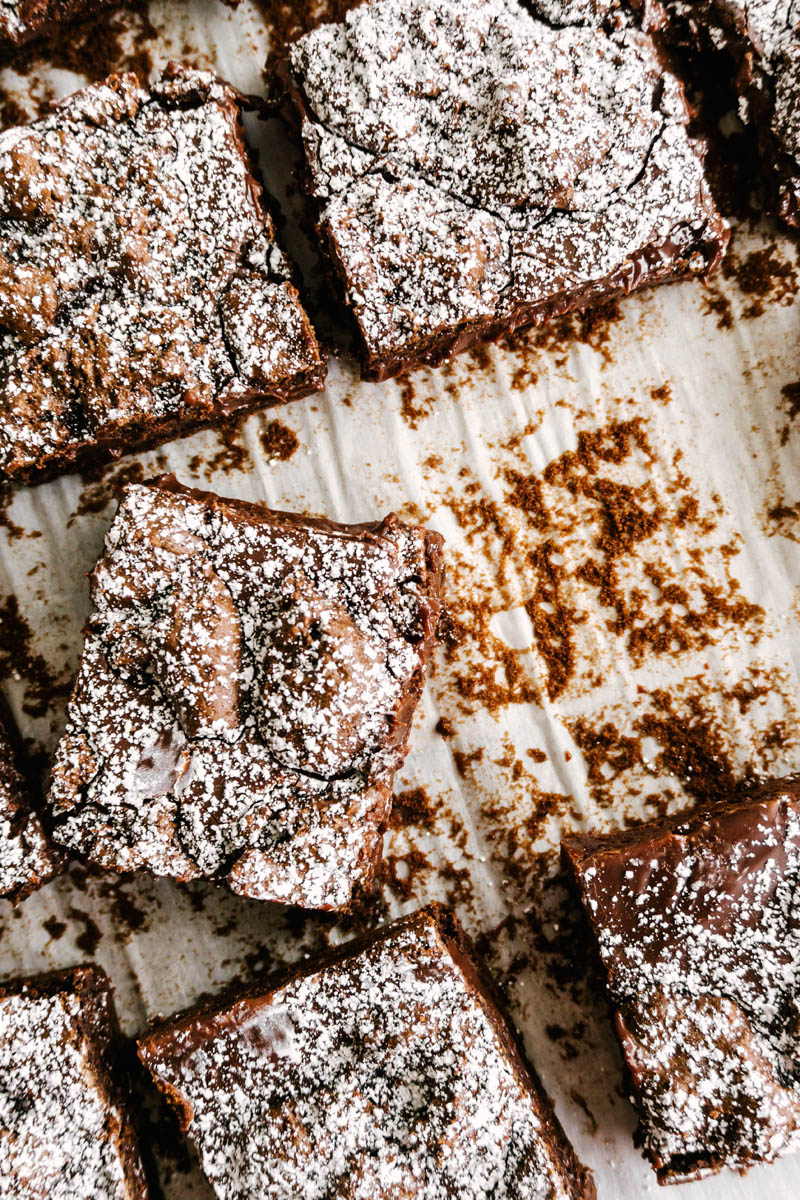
xmin=0 ymin=0 xmax=115 ymax=51
xmin=277 ymin=0 xmax=729 ymax=381
xmin=48 ymin=477 xmax=443 ymax=910
xmin=563 ymin=783 xmax=800 ymax=1183
xmin=0 ymin=65 xmax=325 ymax=485
xmin=0 ymin=963 xmax=147 ymax=1198
xmin=139 ymin=904 xmax=595 ymax=1199
xmin=0 ymin=715 xmax=61 ymax=902
xmin=660 ymin=0 xmax=800 ymax=226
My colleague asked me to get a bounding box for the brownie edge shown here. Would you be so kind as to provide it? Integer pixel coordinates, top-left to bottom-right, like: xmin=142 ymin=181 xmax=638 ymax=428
xmin=563 ymin=783 xmax=800 ymax=1184
xmin=0 ymin=715 xmax=62 ymax=903
xmin=0 ymin=963 xmax=148 ymax=1199
xmin=276 ymin=0 xmax=728 ymax=382
xmin=0 ymin=65 xmax=326 ymax=485
xmin=48 ymin=477 xmax=444 ymax=911
xmin=140 ymin=903 xmax=595 ymax=1199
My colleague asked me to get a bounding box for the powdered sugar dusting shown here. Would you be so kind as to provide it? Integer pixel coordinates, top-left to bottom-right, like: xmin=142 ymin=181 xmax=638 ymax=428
xmin=0 ymin=721 xmax=59 ymax=902
xmin=0 ymin=979 xmax=140 ymax=1198
xmin=0 ymin=66 xmax=323 ymax=483
xmin=141 ymin=911 xmax=589 ymax=1200
xmin=286 ymin=0 xmax=726 ymax=372
xmin=567 ymin=792 xmax=800 ymax=1179
xmin=47 ymin=480 xmax=443 ymax=910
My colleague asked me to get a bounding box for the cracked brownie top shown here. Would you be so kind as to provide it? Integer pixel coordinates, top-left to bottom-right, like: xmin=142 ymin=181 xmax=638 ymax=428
xmin=139 ymin=905 xmax=595 ymax=1200
xmin=0 ymin=65 xmax=325 ymax=484
xmin=47 ymin=477 xmax=443 ymax=911
xmin=0 ymin=964 xmax=147 ymax=1200
xmin=563 ymin=785 xmax=800 ymax=1183
xmin=280 ymin=0 xmax=728 ymax=379
xmin=0 ymin=717 xmax=61 ymax=903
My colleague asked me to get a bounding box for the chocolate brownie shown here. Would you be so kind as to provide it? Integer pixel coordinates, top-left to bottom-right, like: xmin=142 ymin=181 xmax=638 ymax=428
xmin=658 ymin=0 xmax=800 ymax=225
xmin=562 ymin=783 xmax=800 ymax=1183
xmin=0 ymin=963 xmax=148 ymax=1198
xmin=0 ymin=0 xmax=115 ymax=52
xmin=0 ymin=65 xmax=325 ymax=485
xmin=47 ymin=476 xmax=443 ymax=910
xmin=276 ymin=0 xmax=728 ymax=382
xmin=0 ymin=715 xmax=61 ymax=902
xmin=139 ymin=904 xmax=595 ymax=1200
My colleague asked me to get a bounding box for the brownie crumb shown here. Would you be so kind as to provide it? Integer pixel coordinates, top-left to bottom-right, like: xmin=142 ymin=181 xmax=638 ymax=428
xmin=67 ymin=905 xmax=103 ymax=954
xmin=0 ymin=594 xmax=72 ymax=719
xmin=779 ymin=380 xmax=800 ymax=447
xmin=42 ymin=915 xmax=67 ymax=940
xmin=0 ymin=484 xmax=27 ymax=540
xmin=259 ymin=419 xmax=299 ymax=461
xmin=69 ymin=461 xmax=148 ymax=526
xmin=0 ymin=1 xmax=160 ymax=131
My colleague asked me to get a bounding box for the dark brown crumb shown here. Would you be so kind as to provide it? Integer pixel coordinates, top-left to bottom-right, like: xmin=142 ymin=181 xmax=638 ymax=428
xmin=779 ymin=380 xmax=800 ymax=447
xmin=702 ymin=231 xmax=798 ymax=327
xmin=66 ymin=904 xmax=102 ymax=954
xmin=499 ymin=299 xmax=626 ymax=379
xmin=721 ymin=241 xmax=798 ymax=318
xmin=0 ymin=485 xmax=30 ymax=541
xmin=0 ymin=594 xmax=73 ymax=719
xmin=650 ymin=382 xmax=673 ymax=406
xmin=69 ymin=461 xmax=147 ymax=526
xmin=569 ymin=1089 xmax=599 ymax=1136
xmin=389 ymin=786 xmax=438 ymax=833
xmin=435 ymin=716 xmax=455 ymax=739
xmin=202 ymin=417 xmax=254 ymax=477
xmin=0 ymin=1 xmax=160 ymax=130
xmin=434 ymin=413 xmax=763 ymax=710
xmin=259 ymin=419 xmax=299 ymax=461
xmin=42 ymin=915 xmax=67 ymax=940
xmin=567 ymin=666 xmax=800 ymax=814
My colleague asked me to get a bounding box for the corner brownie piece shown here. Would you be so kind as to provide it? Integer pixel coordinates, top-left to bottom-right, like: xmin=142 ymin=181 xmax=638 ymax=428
xmin=660 ymin=0 xmax=800 ymax=226
xmin=0 ymin=65 xmax=325 ymax=485
xmin=139 ymin=904 xmax=595 ymax=1199
xmin=0 ymin=963 xmax=147 ymax=1198
xmin=0 ymin=715 xmax=61 ymax=902
xmin=562 ymin=783 xmax=800 ymax=1184
xmin=277 ymin=0 xmax=728 ymax=381
xmin=47 ymin=477 xmax=443 ymax=910
xmin=0 ymin=0 xmax=115 ymax=52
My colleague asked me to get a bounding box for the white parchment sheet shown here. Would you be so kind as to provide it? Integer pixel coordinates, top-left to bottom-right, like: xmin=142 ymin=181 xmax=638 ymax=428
xmin=1 ymin=3 xmax=800 ymax=1197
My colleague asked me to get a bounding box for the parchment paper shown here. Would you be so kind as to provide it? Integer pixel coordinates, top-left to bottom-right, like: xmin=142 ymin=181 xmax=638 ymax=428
xmin=1 ymin=3 xmax=800 ymax=1196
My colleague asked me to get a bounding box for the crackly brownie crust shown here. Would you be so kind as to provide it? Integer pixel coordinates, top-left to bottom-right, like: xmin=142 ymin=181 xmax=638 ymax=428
xmin=0 ymin=963 xmax=148 ymax=1198
xmin=0 ymin=716 xmax=62 ymax=903
xmin=139 ymin=903 xmax=595 ymax=1200
xmin=277 ymin=0 xmax=728 ymax=382
xmin=657 ymin=0 xmax=800 ymax=225
xmin=0 ymin=0 xmax=115 ymax=52
xmin=0 ymin=64 xmax=325 ymax=485
xmin=47 ymin=476 xmax=443 ymax=910
xmin=562 ymin=783 xmax=800 ymax=1184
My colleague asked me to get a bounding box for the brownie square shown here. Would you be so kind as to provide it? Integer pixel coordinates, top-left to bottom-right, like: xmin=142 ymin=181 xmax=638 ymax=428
xmin=660 ymin=0 xmax=800 ymax=226
xmin=139 ymin=904 xmax=595 ymax=1199
xmin=0 ymin=715 xmax=62 ymax=902
xmin=0 ymin=963 xmax=147 ymax=1198
xmin=0 ymin=64 xmax=325 ymax=485
xmin=277 ymin=0 xmax=728 ymax=381
xmin=47 ymin=476 xmax=443 ymax=910
xmin=0 ymin=0 xmax=115 ymax=51
xmin=562 ymin=783 xmax=800 ymax=1183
